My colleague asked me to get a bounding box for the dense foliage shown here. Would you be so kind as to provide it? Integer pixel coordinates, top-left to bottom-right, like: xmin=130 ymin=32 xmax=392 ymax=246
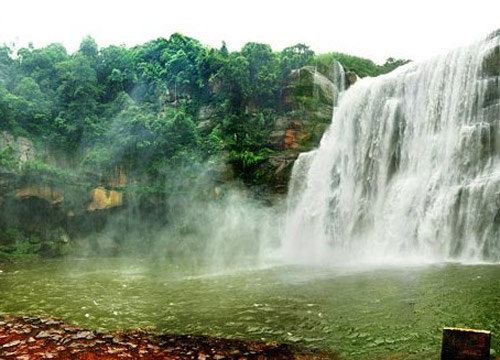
xmin=0 ymin=34 xmax=408 ymax=187
xmin=315 ymin=52 xmax=410 ymax=78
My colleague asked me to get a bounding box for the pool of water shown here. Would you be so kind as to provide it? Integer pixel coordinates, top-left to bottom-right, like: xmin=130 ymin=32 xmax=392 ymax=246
xmin=0 ymin=258 xmax=499 ymax=359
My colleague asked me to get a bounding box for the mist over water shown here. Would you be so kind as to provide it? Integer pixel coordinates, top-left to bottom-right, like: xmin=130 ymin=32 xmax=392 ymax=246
xmin=75 ymin=173 xmax=283 ymax=272
xmin=280 ymin=32 xmax=500 ymax=265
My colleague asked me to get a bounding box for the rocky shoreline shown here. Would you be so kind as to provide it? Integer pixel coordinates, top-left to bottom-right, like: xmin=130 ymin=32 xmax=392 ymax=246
xmin=0 ymin=315 xmax=335 ymax=359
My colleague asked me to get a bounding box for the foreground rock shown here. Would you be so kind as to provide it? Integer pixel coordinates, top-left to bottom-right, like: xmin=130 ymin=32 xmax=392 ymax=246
xmin=0 ymin=315 xmax=336 ymax=359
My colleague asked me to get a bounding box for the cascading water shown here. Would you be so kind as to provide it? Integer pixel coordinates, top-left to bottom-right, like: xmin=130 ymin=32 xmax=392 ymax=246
xmin=282 ymin=31 xmax=500 ymax=264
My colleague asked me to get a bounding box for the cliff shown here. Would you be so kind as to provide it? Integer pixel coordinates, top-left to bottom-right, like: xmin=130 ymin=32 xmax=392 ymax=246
xmin=255 ymin=61 xmax=351 ymax=193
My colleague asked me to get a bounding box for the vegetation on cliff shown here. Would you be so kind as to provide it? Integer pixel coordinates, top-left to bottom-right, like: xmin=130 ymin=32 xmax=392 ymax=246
xmin=0 ymin=34 xmax=409 ymax=189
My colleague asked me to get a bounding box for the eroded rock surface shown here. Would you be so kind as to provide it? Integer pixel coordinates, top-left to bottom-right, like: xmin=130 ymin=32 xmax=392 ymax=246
xmin=0 ymin=315 xmax=335 ymax=360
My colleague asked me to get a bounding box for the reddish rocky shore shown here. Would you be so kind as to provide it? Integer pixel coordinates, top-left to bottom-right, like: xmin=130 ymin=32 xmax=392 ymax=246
xmin=0 ymin=315 xmax=335 ymax=359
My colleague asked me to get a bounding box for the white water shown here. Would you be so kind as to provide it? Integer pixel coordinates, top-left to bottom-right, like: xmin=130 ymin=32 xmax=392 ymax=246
xmin=282 ymin=32 xmax=500 ymax=265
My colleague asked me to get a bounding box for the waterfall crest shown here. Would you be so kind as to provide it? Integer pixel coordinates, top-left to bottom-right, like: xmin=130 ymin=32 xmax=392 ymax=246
xmin=282 ymin=31 xmax=500 ymax=264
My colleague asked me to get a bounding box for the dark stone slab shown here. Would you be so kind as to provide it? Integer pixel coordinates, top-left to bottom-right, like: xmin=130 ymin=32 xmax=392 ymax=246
xmin=441 ymin=327 xmax=491 ymax=360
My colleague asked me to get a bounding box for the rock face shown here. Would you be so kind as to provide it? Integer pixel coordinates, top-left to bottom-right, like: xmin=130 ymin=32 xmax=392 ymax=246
xmin=346 ymin=71 xmax=358 ymax=86
xmin=15 ymin=186 xmax=64 ymax=205
xmin=0 ymin=152 xmax=129 ymax=257
xmin=88 ymin=187 xmax=123 ymax=211
xmin=0 ymin=131 xmax=35 ymax=168
xmin=482 ymin=29 xmax=500 ymax=77
xmin=261 ymin=61 xmax=347 ymax=193
xmin=480 ymin=31 xmax=500 ymax=167
xmin=273 ymin=65 xmax=343 ymax=151
xmin=87 ymin=167 xmax=127 ymax=211
xmin=482 ymin=44 xmax=499 ymax=77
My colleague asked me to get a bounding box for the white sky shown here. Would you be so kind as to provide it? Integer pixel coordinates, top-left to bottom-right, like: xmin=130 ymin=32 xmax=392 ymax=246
xmin=1 ymin=0 xmax=499 ymax=64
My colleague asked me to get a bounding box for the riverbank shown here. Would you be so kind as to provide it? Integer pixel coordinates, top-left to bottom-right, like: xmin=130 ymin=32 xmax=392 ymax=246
xmin=0 ymin=315 xmax=336 ymax=359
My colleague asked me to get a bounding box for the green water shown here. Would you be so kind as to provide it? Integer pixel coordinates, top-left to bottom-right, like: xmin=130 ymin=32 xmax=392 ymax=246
xmin=0 ymin=258 xmax=499 ymax=359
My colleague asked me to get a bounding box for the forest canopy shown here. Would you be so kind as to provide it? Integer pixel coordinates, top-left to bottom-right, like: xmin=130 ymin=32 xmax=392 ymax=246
xmin=0 ymin=34 xmax=409 ymax=187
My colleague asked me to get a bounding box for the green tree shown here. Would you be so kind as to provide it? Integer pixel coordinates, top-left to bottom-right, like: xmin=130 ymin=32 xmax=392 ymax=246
xmin=280 ymin=43 xmax=314 ymax=76
xmin=17 ymin=43 xmax=68 ymax=94
xmin=8 ymin=77 xmax=51 ymax=134
xmin=241 ymin=42 xmax=279 ymax=108
xmin=55 ymin=54 xmax=100 ymax=146
xmin=78 ymin=35 xmax=98 ymax=59
xmin=97 ymin=45 xmax=137 ymax=101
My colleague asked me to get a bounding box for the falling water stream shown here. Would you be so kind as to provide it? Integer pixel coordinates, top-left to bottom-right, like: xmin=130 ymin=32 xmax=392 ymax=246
xmin=282 ymin=31 xmax=500 ymax=265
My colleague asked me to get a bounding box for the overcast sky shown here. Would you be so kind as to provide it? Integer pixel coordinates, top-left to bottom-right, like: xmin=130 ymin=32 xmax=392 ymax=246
xmin=1 ymin=0 xmax=499 ymax=63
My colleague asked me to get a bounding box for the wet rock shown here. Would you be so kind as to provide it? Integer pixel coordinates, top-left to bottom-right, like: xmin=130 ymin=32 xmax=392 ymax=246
xmin=346 ymin=71 xmax=358 ymax=86
xmin=62 ymin=326 xmax=78 ymax=333
xmin=1 ymin=315 xmax=330 ymax=359
xmin=24 ymin=316 xmax=43 ymax=325
xmin=256 ymin=153 xmax=298 ymax=193
xmin=482 ymin=44 xmax=500 ymax=77
xmin=71 ymin=330 xmax=95 ymax=340
xmin=107 ymin=347 xmax=126 ymax=354
xmin=35 ymin=330 xmax=51 ymax=338
xmin=2 ymin=339 xmax=22 ymax=348
xmin=482 ymin=77 xmax=500 ymax=108
xmin=41 ymin=353 xmax=56 ymax=359
xmin=44 ymin=319 xmax=61 ymax=326
xmin=112 ymin=336 xmax=124 ymax=343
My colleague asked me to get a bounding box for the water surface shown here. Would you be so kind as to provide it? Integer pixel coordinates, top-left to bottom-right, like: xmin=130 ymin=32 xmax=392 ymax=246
xmin=0 ymin=258 xmax=499 ymax=359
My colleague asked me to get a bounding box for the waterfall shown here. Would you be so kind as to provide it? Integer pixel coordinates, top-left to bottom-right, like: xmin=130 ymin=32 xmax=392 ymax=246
xmin=281 ymin=31 xmax=500 ymax=265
